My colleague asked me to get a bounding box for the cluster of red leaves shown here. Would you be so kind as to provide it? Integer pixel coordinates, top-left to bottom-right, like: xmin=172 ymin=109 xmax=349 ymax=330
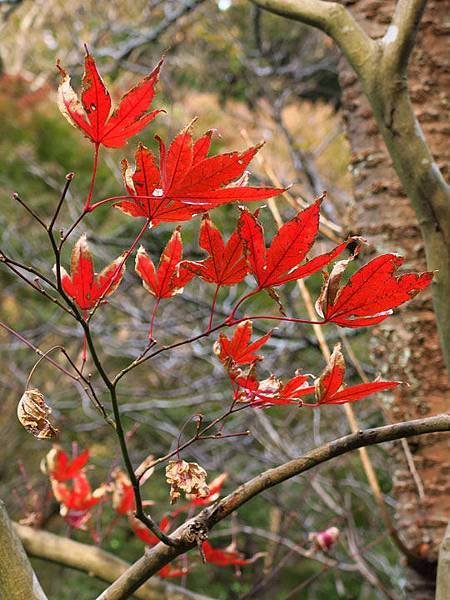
xmin=214 ymin=321 xmax=401 ymax=408
xmin=48 ymin=50 xmax=436 ymax=578
xmin=43 ymin=446 xmax=244 ymax=576
xmin=42 ymin=446 xmax=108 ymax=530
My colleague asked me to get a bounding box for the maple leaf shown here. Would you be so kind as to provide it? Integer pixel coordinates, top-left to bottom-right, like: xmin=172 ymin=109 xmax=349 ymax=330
xmin=235 ymin=371 xmax=315 ymax=407
xmin=57 ymin=49 xmax=162 ymax=148
xmin=131 ymin=515 xmax=171 ymax=546
xmin=188 ymin=473 xmax=228 ymax=506
xmin=135 ymin=228 xmax=194 ymax=300
xmin=115 ymin=125 xmax=284 ymax=225
xmin=41 ymin=446 xmax=90 ymax=482
xmin=238 ymin=198 xmax=350 ymax=290
xmin=214 ymin=320 xmax=271 ymax=366
xmin=202 ymin=541 xmax=253 ymax=566
xmin=51 ymin=471 xmax=108 ymax=513
xmin=181 ymin=214 xmax=249 ymax=286
xmin=311 ymin=344 xmax=401 ymax=405
xmin=316 ymin=253 xmax=434 ymax=328
xmin=158 ymin=563 xmax=188 ymax=578
xmin=111 ymin=468 xmax=135 ymax=515
xmin=58 ymin=234 xmax=125 ymax=310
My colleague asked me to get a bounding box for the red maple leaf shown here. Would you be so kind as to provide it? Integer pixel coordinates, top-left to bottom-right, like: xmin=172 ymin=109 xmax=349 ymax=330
xmin=189 ymin=473 xmax=228 ymax=506
xmin=57 ymin=49 xmax=162 ymax=148
xmin=43 ymin=446 xmax=90 ymax=482
xmin=158 ymin=563 xmax=188 ymax=578
xmin=237 ymin=198 xmax=350 ymax=290
xmin=234 ymin=371 xmax=315 ymax=407
xmin=214 ymin=320 xmax=271 ymax=366
xmin=316 ymin=254 xmax=434 ymax=327
xmin=111 ymin=468 xmax=135 ymax=515
xmin=181 ymin=214 xmax=249 ymax=286
xmin=202 ymin=541 xmax=253 ymax=566
xmin=115 ymin=125 xmax=284 ymax=225
xmin=58 ymin=234 xmax=125 ymax=310
xmin=51 ymin=471 xmax=107 ymax=512
xmin=310 ymin=344 xmax=401 ymax=405
xmin=131 ymin=515 xmax=171 ymax=546
xmin=135 ymin=228 xmax=194 ymax=300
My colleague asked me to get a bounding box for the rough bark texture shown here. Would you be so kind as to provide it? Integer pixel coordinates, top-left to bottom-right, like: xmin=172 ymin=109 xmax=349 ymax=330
xmin=337 ymin=1 xmax=450 ymax=597
xmin=436 ymin=518 xmax=450 ymax=600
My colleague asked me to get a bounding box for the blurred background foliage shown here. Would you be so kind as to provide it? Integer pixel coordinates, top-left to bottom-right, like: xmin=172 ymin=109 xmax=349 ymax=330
xmin=0 ymin=1 xmax=402 ymax=599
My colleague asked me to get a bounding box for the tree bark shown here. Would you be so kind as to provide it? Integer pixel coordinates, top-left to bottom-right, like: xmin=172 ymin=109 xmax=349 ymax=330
xmin=336 ymin=1 xmax=450 ymax=597
xmin=436 ymin=517 xmax=450 ymax=600
xmin=0 ymin=500 xmax=47 ymax=600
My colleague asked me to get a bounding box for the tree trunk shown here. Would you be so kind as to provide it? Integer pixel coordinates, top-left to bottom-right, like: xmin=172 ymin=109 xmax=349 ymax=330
xmin=0 ymin=500 xmax=47 ymax=600
xmin=337 ymin=1 xmax=450 ymax=597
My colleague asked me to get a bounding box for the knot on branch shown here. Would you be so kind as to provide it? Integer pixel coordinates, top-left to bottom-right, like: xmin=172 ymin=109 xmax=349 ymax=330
xmin=183 ymin=521 xmax=208 ymax=545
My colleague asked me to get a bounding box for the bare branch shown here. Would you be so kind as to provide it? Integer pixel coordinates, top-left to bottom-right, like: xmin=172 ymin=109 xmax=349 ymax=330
xmin=13 ymin=522 xmax=213 ymax=600
xmin=382 ymin=0 xmax=427 ymax=73
xmin=249 ymin=0 xmax=377 ymax=83
xmin=96 ymin=413 xmax=450 ymax=600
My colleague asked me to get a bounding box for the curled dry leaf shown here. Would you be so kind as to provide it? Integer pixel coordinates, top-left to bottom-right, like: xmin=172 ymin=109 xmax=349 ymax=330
xmin=165 ymin=459 xmax=210 ymax=504
xmin=17 ymin=388 xmax=58 ymax=439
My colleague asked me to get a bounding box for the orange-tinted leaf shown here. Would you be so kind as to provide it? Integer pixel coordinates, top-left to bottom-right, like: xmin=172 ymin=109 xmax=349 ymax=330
xmin=318 ymin=254 xmax=433 ymax=327
xmin=58 ymin=234 xmax=125 ymax=310
xmin=115 ymin=126 xmax=283 ymax=226
xmin=135 ymin=228 xmax=194 ymax=300
xmin=181 ymin=214 xmax=249 ymax=286
xmin=238 ymin=199 xmax=349 ymax=290
xmin=57 ymin=50 xmax=162 ymax=148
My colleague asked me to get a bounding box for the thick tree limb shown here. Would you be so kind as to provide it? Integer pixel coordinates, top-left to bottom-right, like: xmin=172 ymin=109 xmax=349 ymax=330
xmin=250 ymin=0 xmax=376 ymax=82
xmin=0 ymin=500 xmax=47 ymax=600
xmin=383 ymin=0 xmax=428 ymax=72
xmin=96 ymin=413 xmax=450 ymax=600
xmin=13 ymin=522 xmax=214 ymax=600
